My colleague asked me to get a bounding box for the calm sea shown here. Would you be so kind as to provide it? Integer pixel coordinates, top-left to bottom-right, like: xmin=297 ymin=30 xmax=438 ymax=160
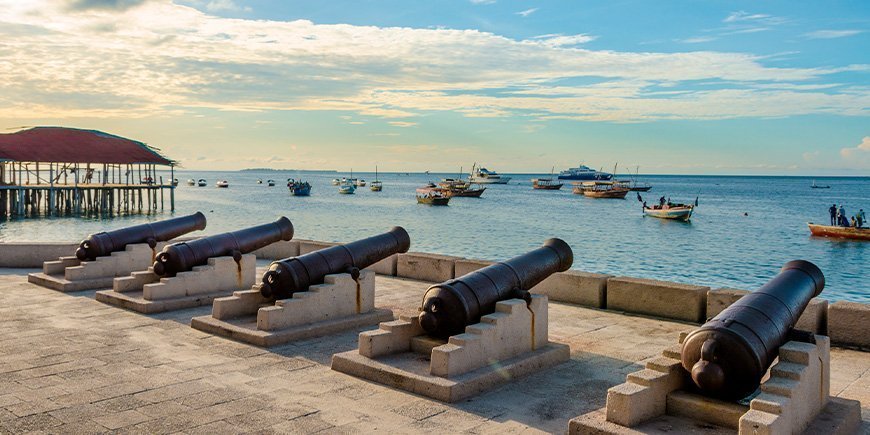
xmin=1 ymin=171 xmax=867 ymax=303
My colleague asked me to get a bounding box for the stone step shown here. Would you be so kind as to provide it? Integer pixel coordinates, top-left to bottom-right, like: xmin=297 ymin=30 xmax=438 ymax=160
xmin=750 ymin=392 xmax=787 ymax=415
xmin=662 ymin=344 xmax=682 ymax=360
xmin=646 ymin=356 xmax=682 ymax=373
xmin=759 ymin=377 xmax=799 ymax=397
xmin=770 ymin=362 xmax=804 ymax=381
xmin=627 ymin=369 xmax=667 ymax=387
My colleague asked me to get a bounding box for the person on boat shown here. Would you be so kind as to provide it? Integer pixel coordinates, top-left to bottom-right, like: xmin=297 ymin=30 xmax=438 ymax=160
xmin=851 ymin=216 xmax=858 ymax=228
xmin=829 ymin=204 xmax=838 ymax=225
xmin=659 ymin=196 xmax=666 ymax=207
xmin=859 ymin=209 xmax=866 ymax=227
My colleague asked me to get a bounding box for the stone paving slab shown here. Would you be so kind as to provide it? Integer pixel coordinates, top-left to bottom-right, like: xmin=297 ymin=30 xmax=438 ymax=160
xmin=0 ymin=271 xmax=866 ymax=433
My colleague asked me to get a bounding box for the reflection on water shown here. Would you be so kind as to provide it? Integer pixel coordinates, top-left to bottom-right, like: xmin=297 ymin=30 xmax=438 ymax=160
xmin=1 ymin=171 xmax=867 ymax=303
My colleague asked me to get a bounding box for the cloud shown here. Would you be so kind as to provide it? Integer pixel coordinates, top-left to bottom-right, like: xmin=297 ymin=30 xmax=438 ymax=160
xmin=723 ymin=11 xmax=786 ymax=25
xmin=0 ymin=1 xmax=866 ymax=124
xmin=675 ymin=36 xmax=717 ymax=44
xmin=469 ymin=0 xmax=495 ymax=4
xmin=805 ymin=30 xmax=863 ymax=39
xmin=388 ymin=121 xmax=417 ymax=127
xmin=65 ymin=0 xmax=148 ymax=11
xmin=205 ymin=0 xmax=250 ymax=12
xmin=840 ymin=137 xmax=870 ymax=158
xmin=515 ymin=8 xmax=538 ymax=17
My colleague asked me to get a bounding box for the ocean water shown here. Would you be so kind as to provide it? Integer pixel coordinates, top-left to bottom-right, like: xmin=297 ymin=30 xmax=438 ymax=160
xmin=1 ymin=171 xmax=867 ymax=303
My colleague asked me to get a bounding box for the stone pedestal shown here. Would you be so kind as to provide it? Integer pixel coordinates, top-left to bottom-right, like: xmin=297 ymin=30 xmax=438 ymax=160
xmin=190 ymin=270 xmax=393 ymax=347
xmin=331 ymin=294 xmax=570 ymax=403
xmin=94 ymin=254 xmax=256 ymax=314
xmin=27 ymin=243 xmax=157 ymax=292
xmin=569 ymin=333 xmax=862 ymax=434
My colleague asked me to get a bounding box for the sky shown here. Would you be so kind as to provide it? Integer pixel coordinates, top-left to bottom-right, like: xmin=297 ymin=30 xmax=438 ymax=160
xmin=0 ymin=0 xmax=868 ymax=175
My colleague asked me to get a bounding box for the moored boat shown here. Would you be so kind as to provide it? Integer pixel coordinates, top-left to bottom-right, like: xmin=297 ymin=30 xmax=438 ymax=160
xmin=338 ymin=180 xmax=356 ymax=194
xmin=643 ymin=204 xmax=694 ymax=221
xmin=216 ymin=180 xmax=229 ymax=188
xmin=468 ymin=163 xmax=511 ymax=184
xmin=811 ymin=180 xmax=830 ymax=189
xmin=256 ymin=179 xmax=263 ymax=184
xmin=808 ymin=223 xmax=869 ymax=241
xmin=186 ymin=179 xmax=196 ymax=186
xmin=171 ymin=178 xmax=179 ymax=187
xmin=572 ymin=181 xmax=629 ymax=198
xmin=267 ymin=179 xmax=275 ymax=187
xmin=370 ymin=166 xmax=383 ymax=191
xmin=287 ymin=178 xmax=311 ymax=196
xmin=355 ymin=179 xmax=366 ymax=187
xmin=558 ymin=164 xmax=612 ymax=181
xmin=532 ymin=178 xmax=563 ymax=190
xmin=332 ymin=178 xmax=341 ymax=185
xmin=627 ymin=166 xmax=652 ymax=191
xmin=416 ymin=187 xmax=450 ymax=205
xmin=197 ymin=179 xmax=207 ymax=187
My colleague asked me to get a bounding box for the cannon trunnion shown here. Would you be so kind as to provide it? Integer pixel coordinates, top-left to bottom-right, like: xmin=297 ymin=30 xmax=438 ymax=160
xmin=418 ymin=238 xmax=573 ymax=338
xmin=76 ymin=212 xmax=207 ymax=261
xmin=681 ymin=260 xmax=825 ymax=400
xmin=152 ymin=217 xmax=294 ymax=277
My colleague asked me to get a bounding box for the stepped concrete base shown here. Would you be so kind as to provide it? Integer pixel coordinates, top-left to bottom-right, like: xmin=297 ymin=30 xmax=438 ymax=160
xmin=570 ymin=332 xmax=862 ymax=434
xmin=27 ymin=243 xmax=157 ymax=292
xmin=190 ymin=270 xmax=393 ymax=347
xmin=331 ymin=295 xmax=570 ymax=402
xmin=95 ymin=254 xmax=256 ymax=314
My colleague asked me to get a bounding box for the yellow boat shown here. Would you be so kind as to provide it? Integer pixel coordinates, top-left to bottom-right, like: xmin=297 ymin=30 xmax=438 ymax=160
xmin=807 ymin=223 xmax=870 ymax=241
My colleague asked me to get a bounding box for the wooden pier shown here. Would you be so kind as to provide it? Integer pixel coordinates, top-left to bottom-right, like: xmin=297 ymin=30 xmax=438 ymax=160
xmin=0 ymin=127 xmax=177 ymax=218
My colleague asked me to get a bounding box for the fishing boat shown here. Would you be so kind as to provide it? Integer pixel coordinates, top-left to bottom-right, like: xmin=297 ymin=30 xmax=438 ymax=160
xmin=332 ymin=178 xmax=341 ymax=186
xmin=197 ymin=179 xmax=207 ymax=187
xmin=267 ymin=179 xmax=275 ymax=187
xmin=256 ymin=179 xmax=263 ymax=184
xmin=572 ymin=181 xmax=629 ymax=198
xmin=171 ymin=178 xmax=179 ymax=187
xmin=338 ymin=180 xmax=356 ymax=194
xmin=807 ymin=223 xmax=869 ymax=241
xmin=811 ymin=180 xmax=830 ymax=189
xmin=216 ymin=180 xmax=229 ymax=188
xmin=628 ymin=166 xmax=652 ymax=191
xmin=643 ymin=204 xmax=694 ymax=221
xmin=355 ymin=179 xmax=366 ymax=187
xmin=446 ymin=183 xmax=485 ymax=198
xmin=370 ymin=166 xmax=382 ymax=191
xmin=558 ymin=164 xmax=612 ymax=181
xmin=532 ymin=167 xmax=563 ymax=190
xmin=186 ymin=179 xmax=196 ymax=186
xmin=468 ymin=163 xmax=511 ymax=184
xmin=287 ymin=178 xmax=312 ymax=196
xmin=416 ymin=186 xmax=450 ymax=205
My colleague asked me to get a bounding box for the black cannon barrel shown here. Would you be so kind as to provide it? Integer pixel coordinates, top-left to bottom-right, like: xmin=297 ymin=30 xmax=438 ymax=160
xmin=259 ymin=226 xmax=411 ymax=299
xmin=418 ymin=238 xmax=573 ymax=338
xmin=152 ymin=217 xmax=294 ymax=277
xmin=681 ymin=260 xmax=825 ymax=400
xmin=75 ymin=212 xmax=207 ymax=261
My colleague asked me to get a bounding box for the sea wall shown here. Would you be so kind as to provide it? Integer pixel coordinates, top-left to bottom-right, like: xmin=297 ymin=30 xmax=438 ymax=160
xmin=1 ymin=240 xmax=868 ymax=350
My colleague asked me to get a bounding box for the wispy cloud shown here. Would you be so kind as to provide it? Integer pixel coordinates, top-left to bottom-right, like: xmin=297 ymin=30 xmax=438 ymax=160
xmin=469 ymin=0 xmax=495 ymax=4
xmin=515 ymin=8 xmax=538 ymax=17
xmin=205 ymin=0 xmax=250 ymax=12
xmin=388 ymin=121 xmax=417 ymax=127
xmin=805 ymin=29 xmax=863 ymax=39
xmin=529 ymin=33 xmax=596 ymax=47
xmin=723 ymin=11 xmax=786 ymax=25
xmin=675 ymin=36 xmax=717 ymax=44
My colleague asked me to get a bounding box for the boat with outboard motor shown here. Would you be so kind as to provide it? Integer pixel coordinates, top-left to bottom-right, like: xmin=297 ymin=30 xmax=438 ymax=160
xmin=808 ymin=223 xmax=869 ymax=240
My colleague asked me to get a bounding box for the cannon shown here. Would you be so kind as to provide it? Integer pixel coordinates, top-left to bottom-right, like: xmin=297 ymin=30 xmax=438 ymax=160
xmin=259 ymin=226 xmax=411 ymax=299
xmin=681 ymin=260 xmax=825 ymax=400
xmin=418 ymin=238 xmax=573 ymax=338
xmin=75 ymin=212 xmax=207 ymax=261
xmin=151 ymin=217 xmax=294 ymax=277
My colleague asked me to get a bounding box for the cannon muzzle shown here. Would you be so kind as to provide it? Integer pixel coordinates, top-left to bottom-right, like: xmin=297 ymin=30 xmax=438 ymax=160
xmin=152 ymin=217 xmax=294 ymax=277
xmin=75 ymin=212 xmax=207 ymax=261
xmin=418 ymin=238 xmax=573 ymax=338
xmin=681 ymin=260 xmax=824 ymax=400
xmin=259 ymin=226 xmax=411 ymax=299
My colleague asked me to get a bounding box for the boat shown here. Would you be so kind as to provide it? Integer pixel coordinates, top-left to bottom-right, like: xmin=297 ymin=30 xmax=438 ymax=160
xmin=287 ymin=178 xmax=311 ymax=196
xmin=628 ymin=166 xmax=652 ymax=191
xmin=468 ymin=163 xmax=511 ymax=184
xmin=332 ymin=178 xmax=341 ymax=186
xmin=338 ymin=180 xmax=356 ymax=194
xmin=267 ymin=179 xmax=275 ymax=187
xmin=216 ymin=180 xmax=229 ymax=188
xmin=171 ymin=178 xmax=179 ymax=187
xmin=808 ymin=223 xmax=869 ymax=241
xmin=558 ymin=164 xmax=613 ymax=181
xmin=643 ymin=204 xmax=694 ymax=221
xmin=197 ymin=179 xmax=207 ymax=187
xmin=572 ymin=181 xmax=629 ymax=198
xmin=370 ymin=166 xmax=382 ymax=191
xmin=355 ymin=179 xmax=366 ymax=187
xmin=532 ymin=167 xmax=563 ymax=190
xmin=186 ymin=179 xmax=196 ymax=186
xmin=811 ymin=180 xmax=830 ymax=189
xmin=416 ymin=186 xmax=450 ymax=205
xmin=141 ymin=176 xmax=154 ymax=185
xmin=439 ymin=168 xmax=485 ymax=197
xmin=256 ymin=179 xmax=263 ymax=184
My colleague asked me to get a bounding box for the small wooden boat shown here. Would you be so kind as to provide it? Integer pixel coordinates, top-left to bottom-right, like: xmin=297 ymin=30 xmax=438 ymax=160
xmin=355 ymin=179 xmax=366 ymax=187
xmin=808 ymin=223 xmax=869 ymax=241
xmin=197 ymin=179 xmax=207 ymax=187
xmin=644 ymin=204 xmax=694 ymax=221
xmin=628 ymin=166 xmax=652 ymax=191
xmin=811 ymin=180 xmax=830 ymax=189
xmin=445 ymin=184 xmax=485 ymax=198
xmin=287 ymin=179 xmax=311 ymax=196
xmin=332 ymin=178 xmax=341 ymax=186
xmin=216 ymin=180 xmax=229 ymax=188
xmin=572 ymin=181 xmax=629 ymax=198
xmin=416 ymin=187 xmax=450 ymax=205
xmin=267 ymin=179 xmax=275 ymax=187
xmin=186 ymin=179 xmax=196 ymax=186
xmin=338 ymin=181 xmax=356 ymax=194
xmin=532 ymin=178 xmax=563 ymax=190
xmin=371 ymin=166 xmax=383 ymax=191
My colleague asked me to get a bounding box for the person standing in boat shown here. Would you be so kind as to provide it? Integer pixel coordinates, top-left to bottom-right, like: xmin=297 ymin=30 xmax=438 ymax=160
xmin=829 ymin=204 xmax=838 ymax=225
xmin=838 ymin=205 xmax=847 ymax=226
xmin=859 ymin=209 xmax=866 ymax=228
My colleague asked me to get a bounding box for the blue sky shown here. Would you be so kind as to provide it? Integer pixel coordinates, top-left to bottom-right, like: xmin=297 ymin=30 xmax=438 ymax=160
xmin=0 ymin=0 xmax=867 ymax=174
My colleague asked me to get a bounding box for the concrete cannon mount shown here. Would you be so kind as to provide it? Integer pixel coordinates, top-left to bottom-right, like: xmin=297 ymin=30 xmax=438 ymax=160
xmin=332 ymin=294 xmax=570 ymax=403
xmin=569 ymin=333 xmax=863 ymax=434
xmin=94 ymin=254 xmax=257 ymax=314
xmin=27 ymin=243 xmax=161 ymax=292
xmin=190 ymin=270 xmax=394 ymax=347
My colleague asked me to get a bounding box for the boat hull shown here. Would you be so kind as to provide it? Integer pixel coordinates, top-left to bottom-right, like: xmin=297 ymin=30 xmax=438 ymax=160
xmin=808 ymin=223 xmax=870 ymax=241
xmin=469 ymin=177 xmax=511 ymax=184
xmin=533 ymin=184 xmax=563 ymax=190
xmin=644 ymin=207 xmax=693 ymax=221
xmin=558 ymin=173 xmax=613 ymax=181
xmin=291 ymin=186 xmax=311 ymax=196
xmin=630 ymin=186 xmax=652 ymax=192
xmin=445 ymin=188 xmax=485 ymax=198
xmin=417 ymin=196 xmax=450 ymax=205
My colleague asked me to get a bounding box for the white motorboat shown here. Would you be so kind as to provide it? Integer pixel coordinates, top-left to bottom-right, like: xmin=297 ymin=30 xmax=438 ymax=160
xmin=216 ymin=180 xmax=229 ymax=188
xmin=197 ymin=179 xmax=207 ymax=187
xmin=186 ymin=179 xmax=196 ymax=186
xmin=468 ymin=163 xmax=511 ymax=184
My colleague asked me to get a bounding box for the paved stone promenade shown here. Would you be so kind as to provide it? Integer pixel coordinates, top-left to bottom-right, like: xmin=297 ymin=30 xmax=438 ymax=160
xmin=0 ymin=269 xmax=867 ymax=434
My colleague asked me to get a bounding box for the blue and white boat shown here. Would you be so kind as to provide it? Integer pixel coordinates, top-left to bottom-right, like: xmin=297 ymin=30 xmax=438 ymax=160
xmin=557 ymin=164 xmax=612 ymax=181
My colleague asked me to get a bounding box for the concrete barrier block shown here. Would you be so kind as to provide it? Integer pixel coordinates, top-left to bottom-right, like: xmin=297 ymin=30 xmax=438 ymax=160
xmin=299 ymin=240 xmax=339 ymax=255
xmin=453 ymin=259 xmax=494 ymax=277
xmin=251 ymin=240 xmax=299 ymax=260
xmin=367 ymin=254 xmax=398 ymax=276
xmin=0 ymin=243 xmax=78 ymax=268
xmin=396 ymin=252 xmax=457 ymax=282
xmin=706 ymin=288 xmax=828 ymax=335
xmin=828 ymin=301 xmax=870 ymax=350
xmin=531 ymin=270 xmax=610 ymax=308
xmin=607 ymin=277 xmax=708 ymax=323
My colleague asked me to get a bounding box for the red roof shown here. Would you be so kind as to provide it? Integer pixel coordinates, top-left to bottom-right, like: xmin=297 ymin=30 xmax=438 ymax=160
xmin=0 ymin=127 xmax=173 ymax=165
